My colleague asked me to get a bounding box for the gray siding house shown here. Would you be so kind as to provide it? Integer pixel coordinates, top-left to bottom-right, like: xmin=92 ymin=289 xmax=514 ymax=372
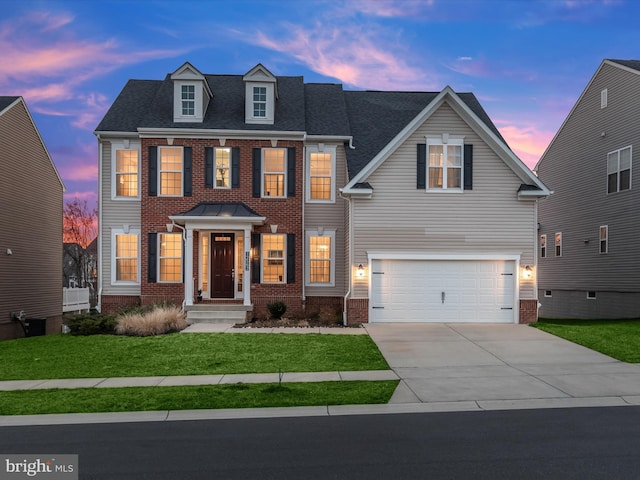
xmin=0 ymin=97 xmax=65 ymax=340
xmin=96 ymin=62 xmax=548 ymax=325
xmin=536 ymin=59 xmax=640 ymax=319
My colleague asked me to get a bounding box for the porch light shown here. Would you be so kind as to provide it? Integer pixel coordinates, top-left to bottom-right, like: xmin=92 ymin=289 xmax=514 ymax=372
xmin=356 ymin=264 xmax=365 ymax=278
xmin=523 ymin=265 xmax=533 ymax=279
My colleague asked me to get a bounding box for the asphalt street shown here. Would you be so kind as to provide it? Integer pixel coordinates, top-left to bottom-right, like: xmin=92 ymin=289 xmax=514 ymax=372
xmin=2 ymin=406 xmax=640 ymax=479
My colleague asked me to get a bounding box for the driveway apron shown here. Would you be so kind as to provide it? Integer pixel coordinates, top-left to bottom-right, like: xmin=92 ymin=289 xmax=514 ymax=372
xmin=364 ymin=323 xmax=640 ymax=406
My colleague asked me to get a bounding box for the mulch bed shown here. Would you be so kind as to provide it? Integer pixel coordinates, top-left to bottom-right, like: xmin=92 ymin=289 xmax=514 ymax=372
xmin=234 ymin=317 xmax=350 ymax=328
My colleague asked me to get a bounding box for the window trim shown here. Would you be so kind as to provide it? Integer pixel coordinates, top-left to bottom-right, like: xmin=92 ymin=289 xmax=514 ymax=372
xmin=111 ymin=228 xmax=140 ymax=285
xmin=158 ymin=146 xmax=184 ymax=197
xmin=306 ymin=145 xmax=336 ymax=203
xmin=111 ymin=142 xmax=140 ymax=200
xmin=261 ymin=148 xmax=287 ymax=198
xmin=173 ymin=80 xmax=203 ymax=123
xmin=181 ymin=84 xmax=195 ymax=117
xmin=555 ymin=232 xmax=562 ymax=257
xmin=305 ymin=229 xmax=335 ymax=287
xmin=540 ymin=234 xmax=547 ymax=259
xmin=607 ymin=145 xmax=632 ymax=194
xmin=261 ymin=233 xmax=286 ymax=284
xmin=214 ymin=147 xmax=232 ymax=189
xmin=158 ymin=232 xmax=183 ymax=283
xmin=599 ymin=225 xmax=608 ymax=254
xmin=425 ymin=136 xmax=464 ymax=192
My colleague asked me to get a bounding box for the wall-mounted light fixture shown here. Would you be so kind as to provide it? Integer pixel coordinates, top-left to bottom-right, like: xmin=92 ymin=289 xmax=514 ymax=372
xmin=356 ymin=264 xmax=365 ymax=278
xmin=523 ymin=265 xmax=533 ymax=280
xmin=6 ymin=248 xmax=12 ymax=255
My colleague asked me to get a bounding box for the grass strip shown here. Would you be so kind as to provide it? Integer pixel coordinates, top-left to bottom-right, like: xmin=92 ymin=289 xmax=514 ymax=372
xmin=0 ymin=333 xmax=388 ymax=380
xmin=533 ymin=318 xmax=640 ymax=363
xmin=0 ymin=381 xmax=399 ymax=416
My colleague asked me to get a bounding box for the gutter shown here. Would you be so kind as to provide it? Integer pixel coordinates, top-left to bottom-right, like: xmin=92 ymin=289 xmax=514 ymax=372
xmin=341 ymin=192 xmax=353 ymax=326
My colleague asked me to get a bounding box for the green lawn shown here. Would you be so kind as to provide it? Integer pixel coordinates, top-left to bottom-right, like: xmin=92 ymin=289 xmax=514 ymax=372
xmin=533 ymin=318 xmax=640 ymax=363
xmin=0 ymin=381 xmax=399 ymax=416
xmin=0 ymin=333 xmax=389 ymax=380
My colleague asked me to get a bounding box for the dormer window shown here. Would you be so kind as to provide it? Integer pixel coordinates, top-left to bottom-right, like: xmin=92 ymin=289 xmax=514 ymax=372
xmin=171 ymin=62 xmax=212 ymax=123
xmin=243 ymin=64 xmax=277 ymax=125
xmin=181 ymin=85 xmax=195 ymax=116
xmin=253 ymin=86 xmax=267 ymax=117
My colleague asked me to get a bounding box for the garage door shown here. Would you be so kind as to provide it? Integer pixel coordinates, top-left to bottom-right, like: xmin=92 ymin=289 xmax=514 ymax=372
xmin=370 ymin=259 xmax=515 ymax=323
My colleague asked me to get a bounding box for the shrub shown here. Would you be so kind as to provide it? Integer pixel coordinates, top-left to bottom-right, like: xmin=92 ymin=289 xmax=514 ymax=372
xmin=115 ymin=305 xmax=187 ymax=336
xmin=267 ymin=301 xmax=287 ymax=319
xmin=66 ymin=313 xmax=117 ymax=336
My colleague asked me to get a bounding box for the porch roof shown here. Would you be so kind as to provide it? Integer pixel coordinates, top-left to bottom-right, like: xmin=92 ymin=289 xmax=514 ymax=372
xmin=169 ymin=202 xmax=266 ymax=226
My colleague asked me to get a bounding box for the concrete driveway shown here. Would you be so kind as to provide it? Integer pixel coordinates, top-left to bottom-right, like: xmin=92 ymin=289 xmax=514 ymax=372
xmin=365 ymin=323 xmax=640 ymax=410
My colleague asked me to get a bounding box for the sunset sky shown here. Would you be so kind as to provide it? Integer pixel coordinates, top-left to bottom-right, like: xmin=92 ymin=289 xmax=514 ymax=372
xmin=2 ymin=0 xmax=639 ymax=210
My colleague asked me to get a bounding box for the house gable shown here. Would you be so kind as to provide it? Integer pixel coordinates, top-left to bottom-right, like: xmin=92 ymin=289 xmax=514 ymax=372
xmin=342 ymin=86 xmax=549 ymax=199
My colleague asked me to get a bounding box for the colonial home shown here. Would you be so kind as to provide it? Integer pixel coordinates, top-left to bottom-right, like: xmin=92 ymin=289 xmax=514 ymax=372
xmin=95 ymin=62 xmax=548 ymax=325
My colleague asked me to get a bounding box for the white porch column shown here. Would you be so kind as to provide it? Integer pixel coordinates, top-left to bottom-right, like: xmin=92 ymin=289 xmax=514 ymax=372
xmin=184 ymin=227 xmax=194 ymax=306
xmin=244 ymin=227 xmax=251 ymax=306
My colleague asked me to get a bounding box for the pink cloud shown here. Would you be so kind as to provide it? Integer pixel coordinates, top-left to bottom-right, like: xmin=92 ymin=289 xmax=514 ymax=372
xmin=497 ymin=123 xmax=555 ymax=170
xmin=347 ymin=0 xmax=434 ymax=18
xmin=54 ymin=142 xmax=98 ymax=182
xmin=254 ymin=24 xmax=438 ymax=91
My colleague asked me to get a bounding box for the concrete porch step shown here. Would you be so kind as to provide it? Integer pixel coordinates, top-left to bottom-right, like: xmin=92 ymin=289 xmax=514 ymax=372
xmin=186 ymin=304 xmax=252 ymax=324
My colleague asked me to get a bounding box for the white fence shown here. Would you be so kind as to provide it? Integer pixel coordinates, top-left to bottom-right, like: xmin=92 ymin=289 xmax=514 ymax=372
xmin=63 ymin=287 xmax=91 ymax=313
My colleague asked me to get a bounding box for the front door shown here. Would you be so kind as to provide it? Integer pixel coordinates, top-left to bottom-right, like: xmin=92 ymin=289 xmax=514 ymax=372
xmin=211 ymin=233 xmax=234 ymax=298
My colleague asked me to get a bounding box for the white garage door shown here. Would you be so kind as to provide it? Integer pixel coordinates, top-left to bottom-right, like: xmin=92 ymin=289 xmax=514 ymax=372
xmin=370 ymin=259 xmax=516 ymax=323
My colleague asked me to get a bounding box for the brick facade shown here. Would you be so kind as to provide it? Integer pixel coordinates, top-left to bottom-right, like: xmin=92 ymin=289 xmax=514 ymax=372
xmin=139 ymin=137 xmax=304 ymax=312
xmin=346 ymin=298 xmax=369 ymax=326
xmin=519 ymin=299 xmax=539 ymax=324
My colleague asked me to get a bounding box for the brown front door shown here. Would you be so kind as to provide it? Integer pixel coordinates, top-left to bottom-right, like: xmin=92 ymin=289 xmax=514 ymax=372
xmin=211 ymin=233 xmax=234 ymax=298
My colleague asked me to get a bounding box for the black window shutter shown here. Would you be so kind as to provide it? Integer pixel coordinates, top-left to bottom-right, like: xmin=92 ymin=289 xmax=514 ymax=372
xmin=287 ymin=147 xmax=296 ymax=197
xmin=148 ymin=146 xmax=158 ymax=196
xmin=148 ymin=232 xmax=157 ymax=283
xmin=251 ymin=233 xmax=261 ymax=283
xmin=232 ymin=147 xmax=240 ymax=189
xmin=252 ymin=148 xmax=262 ymax=197
xmin=205 ymin=147 xmax=213 ymax=188
xmin=463 ymin=144 xmax=473 ymax=190
xmin=286 ymin=233 xmax=295 ymax=283
xmin=183 ymin=147 xmax=192 ymax=196
xmin=417 ymin=144 xmax=426 ymax=189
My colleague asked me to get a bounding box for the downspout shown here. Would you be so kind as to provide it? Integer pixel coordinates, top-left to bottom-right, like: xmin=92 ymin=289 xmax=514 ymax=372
xmin=96 ymin=137 xmax=103 ymax=313
xmin=301 ymin=144 xmax=306 ymax=304
xmin=341 ymin=192 xmax=352 ymax=326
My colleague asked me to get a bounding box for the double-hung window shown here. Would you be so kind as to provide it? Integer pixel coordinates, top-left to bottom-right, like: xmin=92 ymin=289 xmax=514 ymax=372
xmin=600 ymin=226 xmax=608 ymax=254
xmin=113 ymin=229 xmax=139 ymax=284
xmin=253 ymin=86 xmax=267 ymax=118
xmin=159 ymin=233 xmax=182 ymax=282
xmin=307 ymin=146 xmax=335 ymax=202
xmin=263 ymin=148 xmax=286 ymax=197
xmin=607 ymin=146 xmax=631 ymax=194
xmin=262 ymin=234 xmax=285 ymax=283
xmin=215 ymin=147 xmax=231 ymax=188
xmin=114 ymin=148 xmax=139 ymax=198
xmin=555 ymin=232 xmax=562 ymax=257
xmin=306 ymin=230 xmax=335 ymax=286
xmin=540 ymin=234 xmax=547 ymax=258
xmin=181 ymin=85 xmax=195 ymax=116
xmin=159 ymin=147 xmax=183 ymax=196
xmin=427 ymin=138 xmax=463 ymax=190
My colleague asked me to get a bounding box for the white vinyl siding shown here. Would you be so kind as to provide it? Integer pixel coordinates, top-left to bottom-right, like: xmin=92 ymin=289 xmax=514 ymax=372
xmin=350 ymin=102 xmax=537 ymax=301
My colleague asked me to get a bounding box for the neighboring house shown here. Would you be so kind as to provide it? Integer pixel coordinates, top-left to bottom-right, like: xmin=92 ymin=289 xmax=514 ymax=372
xmin=536 ymin=59 xmax=640 ymax=319
xmin=0 ymin=96 xmax=65 ymax=340
xmin=63 ymin=238 xmax=98 ymax=307
xmin=95 ymin=62 xmax=549 ymax=325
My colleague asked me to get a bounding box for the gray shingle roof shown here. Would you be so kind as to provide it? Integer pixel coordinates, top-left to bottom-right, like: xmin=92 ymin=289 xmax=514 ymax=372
xmin=0 ymin=96 xmax=19 ymax=112
xmin=95 ymin=65 xmax=510 ymax=179
xmin=173 ymin=202 xmax=263 ymax=218
xmin=608 ymin=59 xmax=640 ymax=72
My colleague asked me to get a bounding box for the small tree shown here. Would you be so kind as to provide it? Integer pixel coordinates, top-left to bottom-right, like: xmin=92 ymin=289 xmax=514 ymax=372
xmin=63 ymin=198 xmax=98 ymax=295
